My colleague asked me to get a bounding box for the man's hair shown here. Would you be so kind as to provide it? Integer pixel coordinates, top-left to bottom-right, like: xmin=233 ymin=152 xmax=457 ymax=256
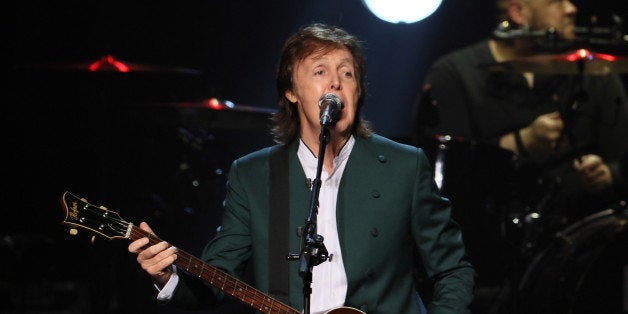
xmin=271 ymin=23 xmax=372 ymax=144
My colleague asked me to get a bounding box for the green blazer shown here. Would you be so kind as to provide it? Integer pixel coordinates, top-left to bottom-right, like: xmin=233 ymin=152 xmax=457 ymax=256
xmin=172 ymin=134 xmax=474 ymax=314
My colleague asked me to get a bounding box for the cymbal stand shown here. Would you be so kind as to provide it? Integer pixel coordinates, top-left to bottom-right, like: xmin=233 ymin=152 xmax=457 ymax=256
xmin=558 ymin=55 xmax=589 ymax=159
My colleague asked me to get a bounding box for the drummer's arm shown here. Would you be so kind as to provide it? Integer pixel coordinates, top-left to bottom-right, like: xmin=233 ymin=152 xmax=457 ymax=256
xmin=499 ymin=111 xmax=564 ymax=157
xmin=499 ymin=131 xmax=523 ymax=156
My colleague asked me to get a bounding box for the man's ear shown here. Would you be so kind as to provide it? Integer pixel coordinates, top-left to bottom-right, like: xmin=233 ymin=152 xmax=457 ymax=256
xmin=285 ymin=90 xmax=298 ymax=103
xmin=508 ymin=0 xmax=529 ymax=26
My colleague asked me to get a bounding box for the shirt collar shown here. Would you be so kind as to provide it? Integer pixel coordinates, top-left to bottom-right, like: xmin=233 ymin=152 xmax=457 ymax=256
xmin=297 ymin=136 xmax=355 ymax=179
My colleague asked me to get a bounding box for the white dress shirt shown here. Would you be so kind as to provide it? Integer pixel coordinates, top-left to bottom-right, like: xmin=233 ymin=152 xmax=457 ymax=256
xmin=297 ymin=136 xmax=353 ymax=314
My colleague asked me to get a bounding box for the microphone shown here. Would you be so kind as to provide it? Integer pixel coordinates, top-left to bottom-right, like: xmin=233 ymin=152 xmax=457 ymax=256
xmin=318 ymin=93 xmax=343 ymax=126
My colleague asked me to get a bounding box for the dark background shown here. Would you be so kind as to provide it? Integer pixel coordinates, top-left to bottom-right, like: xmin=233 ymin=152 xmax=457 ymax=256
xmin=4 ymin=1 xmax=626 ymax=313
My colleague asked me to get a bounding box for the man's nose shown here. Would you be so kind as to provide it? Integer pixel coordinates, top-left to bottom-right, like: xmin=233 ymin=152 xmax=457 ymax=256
xmin=330 ymin=74 xmax=341 ymax=90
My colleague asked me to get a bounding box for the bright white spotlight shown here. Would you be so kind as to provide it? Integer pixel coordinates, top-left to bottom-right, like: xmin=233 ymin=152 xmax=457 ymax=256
xmin=362 ymin=0 xmax=442 ymax=24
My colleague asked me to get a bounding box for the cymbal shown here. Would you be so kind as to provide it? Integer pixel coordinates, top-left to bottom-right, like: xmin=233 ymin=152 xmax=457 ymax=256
xmin=18 ymin=54 xmax=202 ymax=75
xmin=486 ymin=49 xmax=628 ymax=75
xmin=143 ymin=98 xmax=277 ymax=131
xmin=175 ymin=98 xmax=277 ymax=114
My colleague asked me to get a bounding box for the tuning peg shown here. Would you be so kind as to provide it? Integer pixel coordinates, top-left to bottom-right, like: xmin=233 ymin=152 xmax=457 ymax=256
xmin=69 ymin=228 xmax=78 ymax=236
xmin=91 ymin=236 xmax=96 ymax=244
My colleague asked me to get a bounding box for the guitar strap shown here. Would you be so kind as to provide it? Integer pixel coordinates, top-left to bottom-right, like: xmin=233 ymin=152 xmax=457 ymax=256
xmin=268 ymin=144 xmax=290 ymax=302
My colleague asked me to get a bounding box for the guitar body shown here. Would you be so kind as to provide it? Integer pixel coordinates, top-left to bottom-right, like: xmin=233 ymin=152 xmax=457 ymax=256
xmin=60 ymin=191 xmax=366 ymax=314
xmin=326 ymin=306 xmax=366 ymax=314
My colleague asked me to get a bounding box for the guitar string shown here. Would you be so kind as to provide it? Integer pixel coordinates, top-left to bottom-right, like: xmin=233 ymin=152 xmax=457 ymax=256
xmin=128 ymin=227 xmax=298 ymax=314
xmin=79 ymin=204 xmax=129 ymax=235
xmin=77 ymin=203 xmax=297 ymax=314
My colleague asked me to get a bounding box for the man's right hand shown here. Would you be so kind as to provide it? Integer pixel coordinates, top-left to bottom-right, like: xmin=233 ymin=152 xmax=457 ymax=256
xmin=128 ymin=222 xmax=178 ymax=288
xmin=520 ymin=111 xmax=565 ymax=155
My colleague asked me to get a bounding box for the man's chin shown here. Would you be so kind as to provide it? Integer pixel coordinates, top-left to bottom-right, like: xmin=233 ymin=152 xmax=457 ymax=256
xmin=330 ymin=122 xmax=352 ymax=137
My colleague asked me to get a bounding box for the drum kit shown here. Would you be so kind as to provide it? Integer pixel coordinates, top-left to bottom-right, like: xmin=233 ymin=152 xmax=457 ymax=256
xmin=16 ymin=53 xmax=276 ymax=129
xmin=418 ymin=23 xmax=628 ymax=314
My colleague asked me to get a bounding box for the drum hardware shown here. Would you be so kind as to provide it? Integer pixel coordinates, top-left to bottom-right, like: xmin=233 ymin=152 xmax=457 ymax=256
xmin=492 ymin=20 xmax=564 ymax=50
xmin=512 ymin=204 xmax=628 ymax=314
xmin=509 ymin=210 xmax=545 ymax=255
xmin=141 ymin=98 xmax=277 ymax=131
xmin=574 ymin=14 xmax=628 ymax=47
xmin=429 ymin=134 xmax=471 ymax=191
xmin=433 ymin=134 xmax=451 ymax=191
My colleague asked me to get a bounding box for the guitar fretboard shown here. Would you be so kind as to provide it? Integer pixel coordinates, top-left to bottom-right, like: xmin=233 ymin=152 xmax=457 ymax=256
xmin=129 ymin=225 xmax=299 ymax=314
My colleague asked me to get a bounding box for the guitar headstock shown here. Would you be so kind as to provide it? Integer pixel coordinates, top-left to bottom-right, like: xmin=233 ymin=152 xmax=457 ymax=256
xmin=60 ymin=191 xmax=131 ymax=240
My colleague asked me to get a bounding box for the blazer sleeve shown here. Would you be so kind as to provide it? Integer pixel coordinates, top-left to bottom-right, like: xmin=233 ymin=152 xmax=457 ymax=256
xmin=411 ymin=150 xmax=475 ymax=313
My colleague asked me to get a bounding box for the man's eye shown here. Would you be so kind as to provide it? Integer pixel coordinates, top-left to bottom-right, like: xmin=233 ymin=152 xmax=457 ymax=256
xmin=344 ymin=71 xmax=353 ymax=78
xmin=315 ymin=70 xmax=324 ymax=75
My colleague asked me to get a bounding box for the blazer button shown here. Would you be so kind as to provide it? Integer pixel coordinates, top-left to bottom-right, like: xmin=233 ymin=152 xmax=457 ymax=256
xmin=377 ymin=155 xmax=387 ymax=163
xmin=371 ymin=190 xmax=380 ymax=198
xmin=370 ymin=228 xmax=379 ymax=237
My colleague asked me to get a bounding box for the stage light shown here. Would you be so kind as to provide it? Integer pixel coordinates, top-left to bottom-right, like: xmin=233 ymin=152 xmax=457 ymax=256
xmin=362 ymin=0 xmax=442 ymax=24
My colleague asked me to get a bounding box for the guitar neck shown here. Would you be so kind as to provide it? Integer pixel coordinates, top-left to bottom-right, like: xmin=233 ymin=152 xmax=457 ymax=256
xmin=128 ymin=225 xmax=299 ymax=314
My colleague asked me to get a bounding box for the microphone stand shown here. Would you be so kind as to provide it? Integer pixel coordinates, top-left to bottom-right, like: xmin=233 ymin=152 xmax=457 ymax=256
xmin=287 ymin=123 xmax=331 ymax=314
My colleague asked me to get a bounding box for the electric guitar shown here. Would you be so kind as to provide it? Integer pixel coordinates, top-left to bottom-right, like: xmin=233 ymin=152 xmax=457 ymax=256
xmin=60 ymin=191 xmax=365 ymax=314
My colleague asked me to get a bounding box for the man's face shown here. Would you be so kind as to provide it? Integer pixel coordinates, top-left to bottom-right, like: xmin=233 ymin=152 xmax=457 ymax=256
xmin=285 ymin=47 xmax=359 ymax=139
xmin=521 ymin=0 xmax=577 ymax=40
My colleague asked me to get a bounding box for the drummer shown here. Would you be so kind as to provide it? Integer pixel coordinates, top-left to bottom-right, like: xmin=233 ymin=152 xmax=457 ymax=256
xmin=414 ymin=0 xmax=628 ymax=311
